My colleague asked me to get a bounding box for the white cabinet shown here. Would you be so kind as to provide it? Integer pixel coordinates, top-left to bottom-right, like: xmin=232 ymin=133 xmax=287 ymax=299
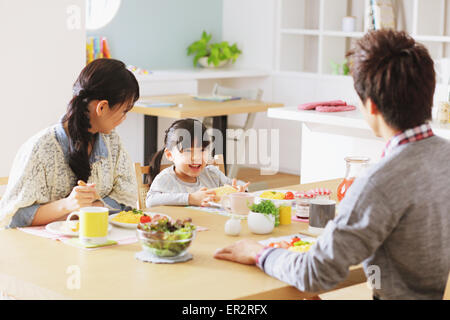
xmin=276 ymin=0 xmax=450 ymax=77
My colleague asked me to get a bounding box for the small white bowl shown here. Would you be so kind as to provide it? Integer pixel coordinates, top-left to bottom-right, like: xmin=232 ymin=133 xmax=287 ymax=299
xmin=247 ymin=211 xmax=275 ymax=234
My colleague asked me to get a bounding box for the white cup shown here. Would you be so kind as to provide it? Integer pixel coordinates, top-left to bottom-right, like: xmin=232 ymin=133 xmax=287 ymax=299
xmin=221 ymin=193 xmax=254 ymax=216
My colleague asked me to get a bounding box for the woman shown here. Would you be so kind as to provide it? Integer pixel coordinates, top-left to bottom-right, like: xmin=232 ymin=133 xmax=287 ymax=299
xmin=0 ymin=58 xmax=140 ymax=228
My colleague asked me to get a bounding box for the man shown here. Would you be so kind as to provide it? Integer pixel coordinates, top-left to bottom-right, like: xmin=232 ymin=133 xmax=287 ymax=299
xmin=214 ymin=29 xmax=450 ymax=300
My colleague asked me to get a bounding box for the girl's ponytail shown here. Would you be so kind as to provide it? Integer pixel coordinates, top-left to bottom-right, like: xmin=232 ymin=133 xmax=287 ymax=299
xmin=147 ymin=149 xmax=164 ymax=185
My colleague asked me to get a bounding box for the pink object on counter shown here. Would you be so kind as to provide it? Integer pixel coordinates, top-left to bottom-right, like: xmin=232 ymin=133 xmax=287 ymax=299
xmin=316 ymin=105 xmax=356 ymax=112
xmin=298 ymin=100 xmax=347 ymax=110
xmin=311 ymin=188 xmax=332 ymax=196
xmin=292 ymin=216 xmax=309 ymax=222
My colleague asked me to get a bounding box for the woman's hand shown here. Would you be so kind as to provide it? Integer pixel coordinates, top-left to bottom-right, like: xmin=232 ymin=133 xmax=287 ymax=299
xmin=189 ymin=187 xmax=216 ymax=207
xmin=63 ymin=181 xmax=99 ymax=212
xmin=232 ymin=179 xmax=250 ymax=192
xmin=214 ymin=239 xmax=265 ymax=265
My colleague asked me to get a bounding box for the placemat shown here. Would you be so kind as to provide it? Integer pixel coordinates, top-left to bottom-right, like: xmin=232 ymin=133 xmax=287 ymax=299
xmin=64 ymin=238 xmax=118 ymax=249
xmin=185 ymin=206 xmax=248 ymax=220
xmin=18 ymin=223 xmax=208 ymax=250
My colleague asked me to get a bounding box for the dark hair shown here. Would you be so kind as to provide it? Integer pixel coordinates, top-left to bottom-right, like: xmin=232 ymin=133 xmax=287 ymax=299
xmin=148 ymin=118 xmax=211 ymax=184
xmin=346 ymin=29 xmax=435 ymax=131
xmin=62 ymin=58 xmax=140 ymax=182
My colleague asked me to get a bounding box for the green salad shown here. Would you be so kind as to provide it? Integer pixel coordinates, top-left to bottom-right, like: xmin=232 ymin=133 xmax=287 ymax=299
xmin=137 ymin=217 xmax=196 ymax=257
xmin=249 ymin=200 xmax=280 ymax=226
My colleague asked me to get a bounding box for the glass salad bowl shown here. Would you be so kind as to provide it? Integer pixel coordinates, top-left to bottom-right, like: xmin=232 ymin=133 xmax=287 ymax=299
xmin=136 ymin=216 xmax=196 ymax=258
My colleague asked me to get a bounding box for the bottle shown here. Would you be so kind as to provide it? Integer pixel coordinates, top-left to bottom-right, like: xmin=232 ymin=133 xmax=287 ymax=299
xmin=437 ymin=101 xmax=450 ymax=124
xmin=224 ymin=215 xmax=241 ymax=236
xmin=337 ymin=156 xmax=370 ymax=201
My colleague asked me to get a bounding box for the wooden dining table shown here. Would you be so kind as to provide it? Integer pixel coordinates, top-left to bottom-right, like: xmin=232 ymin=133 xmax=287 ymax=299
xmin=0 ymin=179 xmax=366 ymax=300
xmin=130 ymin=94 xmax=284 ymax=173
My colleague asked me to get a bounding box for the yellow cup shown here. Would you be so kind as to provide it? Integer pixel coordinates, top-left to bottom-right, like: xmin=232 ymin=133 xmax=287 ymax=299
xmin=66 ymin=207 xmax=109 ymax=245
xmin=279 ymin=205 xmax=292 ymax=225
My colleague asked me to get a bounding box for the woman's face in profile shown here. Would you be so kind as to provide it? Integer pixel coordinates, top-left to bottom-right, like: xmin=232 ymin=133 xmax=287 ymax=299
xmin=93 ymin=100 xmax=132 ymax=134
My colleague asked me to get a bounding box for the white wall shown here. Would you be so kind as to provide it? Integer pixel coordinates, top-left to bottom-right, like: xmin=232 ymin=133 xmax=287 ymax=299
xmin=0 ymin=0 xmax=86 ymax=177
xmin=222 ymin=0 xmax=303 ymax=174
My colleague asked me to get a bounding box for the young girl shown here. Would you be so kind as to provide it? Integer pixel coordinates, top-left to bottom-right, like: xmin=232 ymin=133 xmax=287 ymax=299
xmin=146 ymin=118 xmax=249 ymax=208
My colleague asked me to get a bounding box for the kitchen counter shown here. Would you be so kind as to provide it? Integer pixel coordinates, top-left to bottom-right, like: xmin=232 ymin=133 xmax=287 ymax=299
xmin=267 ymin=106 xmax=450 ymax=183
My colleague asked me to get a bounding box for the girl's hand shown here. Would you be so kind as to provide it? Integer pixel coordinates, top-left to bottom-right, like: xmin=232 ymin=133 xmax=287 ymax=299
xmin=189 ymin=187 xmax=216 ymax=207
xmin=232 ymin=179 xmax=250 ymax=192
xmin=64 ymin=183 xmax=99 ymax=212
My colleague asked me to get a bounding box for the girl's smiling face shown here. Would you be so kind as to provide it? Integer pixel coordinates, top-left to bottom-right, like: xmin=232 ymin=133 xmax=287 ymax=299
xmin=165 ymin=144 xmax=209 ymax=183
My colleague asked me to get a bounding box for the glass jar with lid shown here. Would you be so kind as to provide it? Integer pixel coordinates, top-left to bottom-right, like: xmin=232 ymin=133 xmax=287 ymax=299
xmin=295 ymin=191 xmax=314 ymax=219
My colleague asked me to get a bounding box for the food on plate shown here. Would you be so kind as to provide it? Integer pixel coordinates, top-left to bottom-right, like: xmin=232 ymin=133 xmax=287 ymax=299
xmin=284 ymin=191 xmax=294 ymax=200
xmin=267 ymin=236 xmax=314 ymax=253
xmin=71 ymin=222 xmax=79 ymax=232
xmin=210 ymin=184 xmax=238 ymax=202
xmin=62 ymin=221 xmax=79 ymax=233
xmin=259 ymin=190 xmax=295 ymax=201
xmin=137 ymin=216 xmax=196 ymax=257
xmin=260 ymin=191 xmax=285 ymax=200
xmin=111 ymin=209 xmax=150 ymax=224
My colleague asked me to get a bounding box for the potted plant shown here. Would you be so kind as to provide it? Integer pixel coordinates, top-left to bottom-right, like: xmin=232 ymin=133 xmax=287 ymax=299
xmin=187 ymin=31 xmax=242 ymax=68
xmin=247 ymin=200 xmax=280 ymax=234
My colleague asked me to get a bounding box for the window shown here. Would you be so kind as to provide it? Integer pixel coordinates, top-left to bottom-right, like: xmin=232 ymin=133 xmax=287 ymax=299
xmin=86 ymin=0 xmax=121 ymax=30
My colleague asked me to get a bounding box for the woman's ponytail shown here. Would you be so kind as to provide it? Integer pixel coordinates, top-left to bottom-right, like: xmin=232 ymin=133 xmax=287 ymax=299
xmin=147 ymin=149 xmax=164 ymax=185
xmin=62 ymin=58 xmax=139 ymax=184
xmin=63 ymin=93 xmax=94 ymax=182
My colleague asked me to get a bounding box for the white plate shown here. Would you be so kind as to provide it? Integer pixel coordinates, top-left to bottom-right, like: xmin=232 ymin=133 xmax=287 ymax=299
xmin=109 ymin=212 xmax=171 ymax=229
xmin=45 ymin=221 xmax=112 ymax=237
xmin=258 ymin=234 xmax=317 ymax=247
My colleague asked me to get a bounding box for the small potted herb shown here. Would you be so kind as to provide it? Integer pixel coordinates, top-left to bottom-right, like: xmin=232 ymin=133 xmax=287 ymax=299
xmin=187 ymin=31 xmax=242 ymax=68
xmin=247 ymin=200 xmax=280 ymax=234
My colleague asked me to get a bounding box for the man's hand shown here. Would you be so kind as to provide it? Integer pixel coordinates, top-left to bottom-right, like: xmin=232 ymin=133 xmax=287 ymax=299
xmin=214 ymin=239 xmax=265 ymax=265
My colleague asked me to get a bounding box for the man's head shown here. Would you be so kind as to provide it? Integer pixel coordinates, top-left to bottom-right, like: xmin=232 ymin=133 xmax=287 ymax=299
xmin=347 ymin=30 xmax=435 ymax=136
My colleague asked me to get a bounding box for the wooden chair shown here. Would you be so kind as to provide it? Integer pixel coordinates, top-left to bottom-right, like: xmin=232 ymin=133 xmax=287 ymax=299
xmin=0 ymin=177 xmax=8 ymax=186
xmin=134 ymin=154 xmax=225 ymax=210
xmin=444 ymin=271 xmax=450 ymax=300
xmin=203 ymin=84 xmax=263 ymax=179
xmin=0 ymin=177 xmax=8 ymax=200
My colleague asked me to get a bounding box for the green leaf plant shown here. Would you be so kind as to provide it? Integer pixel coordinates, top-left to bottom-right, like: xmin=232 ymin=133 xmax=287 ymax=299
xmin=187 ymin=31 xmax=242 ymax=67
